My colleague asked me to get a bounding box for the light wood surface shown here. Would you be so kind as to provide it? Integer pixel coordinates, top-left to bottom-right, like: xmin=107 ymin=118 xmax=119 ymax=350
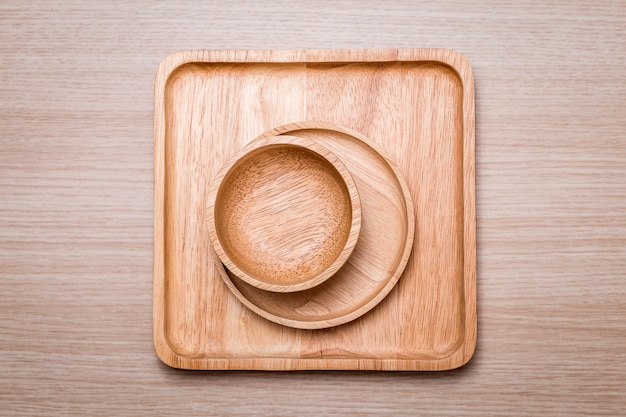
xmin=1 ymin=0 xmax=625 ymax=415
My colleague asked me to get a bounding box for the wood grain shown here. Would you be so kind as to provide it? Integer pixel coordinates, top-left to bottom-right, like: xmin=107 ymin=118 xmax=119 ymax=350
xmin=1 ymin=0 xmax=625 ymax=415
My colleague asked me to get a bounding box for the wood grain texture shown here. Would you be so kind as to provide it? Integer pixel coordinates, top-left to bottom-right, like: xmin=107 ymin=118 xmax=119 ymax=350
xmin=1 ymin=0 xmax=625 ymax=415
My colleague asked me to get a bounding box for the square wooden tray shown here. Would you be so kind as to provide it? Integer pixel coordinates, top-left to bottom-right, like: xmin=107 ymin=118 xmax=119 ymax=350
xmin=153 ymin=49 xmax=476 ymax=370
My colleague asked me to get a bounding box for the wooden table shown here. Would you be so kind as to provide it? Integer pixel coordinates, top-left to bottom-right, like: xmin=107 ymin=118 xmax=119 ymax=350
xmin=1 ymin=1 xmax=624 ymax=415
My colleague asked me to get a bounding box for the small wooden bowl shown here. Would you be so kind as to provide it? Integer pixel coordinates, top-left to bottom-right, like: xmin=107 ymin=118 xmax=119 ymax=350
xmin=206 ymin=135 xmax=361 ymax=293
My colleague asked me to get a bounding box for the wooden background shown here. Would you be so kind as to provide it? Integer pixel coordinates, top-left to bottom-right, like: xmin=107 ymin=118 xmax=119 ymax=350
xmin=1 ymin=1 xmax=624 ymax=415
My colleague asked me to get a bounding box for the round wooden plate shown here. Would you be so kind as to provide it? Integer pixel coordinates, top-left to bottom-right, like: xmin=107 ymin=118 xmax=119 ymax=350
xmin=206 ymin=135 xmax=361 ymax=293
xmin=214 ymin=122 xmax=415 ymax=329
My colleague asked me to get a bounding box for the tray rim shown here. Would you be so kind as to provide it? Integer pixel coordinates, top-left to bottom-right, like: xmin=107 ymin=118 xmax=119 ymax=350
xmin=153 ymin=48 xmax=476 ymax=371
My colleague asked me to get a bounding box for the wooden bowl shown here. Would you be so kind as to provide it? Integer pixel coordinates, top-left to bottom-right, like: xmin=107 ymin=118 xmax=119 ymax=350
xmin=206 ymin=135 xmax=361 ymax=293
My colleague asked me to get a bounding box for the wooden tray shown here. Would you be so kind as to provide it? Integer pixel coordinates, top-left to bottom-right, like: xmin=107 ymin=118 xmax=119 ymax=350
xmin=153 ymin=49 xmax=476 ymax=371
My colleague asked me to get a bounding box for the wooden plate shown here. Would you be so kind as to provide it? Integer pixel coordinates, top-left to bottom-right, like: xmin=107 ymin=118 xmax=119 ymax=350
xmin=216 ymin=122 xmax=414 ymax=329
xmin=206 ymin=135 xmax=362 ymax=293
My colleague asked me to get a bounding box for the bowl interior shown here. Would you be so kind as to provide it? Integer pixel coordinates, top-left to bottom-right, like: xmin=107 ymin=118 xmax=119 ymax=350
xmin=213 ymin=143 xmax=355 ymax=289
